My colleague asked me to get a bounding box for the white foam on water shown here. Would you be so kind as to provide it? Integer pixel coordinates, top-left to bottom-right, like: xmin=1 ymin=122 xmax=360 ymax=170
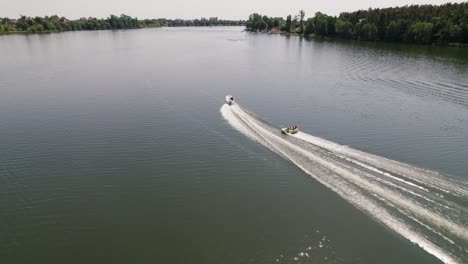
xmin=220 ymin=104 xmax=468 ymax=264
xmin=293 ymin=131 xmax=468 ymax=197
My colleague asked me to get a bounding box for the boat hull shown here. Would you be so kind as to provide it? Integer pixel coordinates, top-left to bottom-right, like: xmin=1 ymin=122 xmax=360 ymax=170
xmin=281 ymin=128 xmax=299 ymax=135
xmin=225 ymin=95 xmax=235 ymax=105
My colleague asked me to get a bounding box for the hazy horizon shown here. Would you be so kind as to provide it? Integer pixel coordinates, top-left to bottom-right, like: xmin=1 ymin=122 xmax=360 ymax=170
xmin=2 ymin=0 xmax=465 ymax=20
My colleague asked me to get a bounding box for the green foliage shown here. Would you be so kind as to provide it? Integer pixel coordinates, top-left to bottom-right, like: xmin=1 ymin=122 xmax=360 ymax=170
xmin=0 ymin=19 xmax=12 ymax=33
xmin=273 ymin=18 xmax=282 ymax=28
xmin=313 ymin=12 xmax=329 ymax=36
xmin=1 ymin=14 xmax=145 ymax=33
xmin=164 ymin=18 xmax=244 ymax=27
xmin=246 ymin=13 xmax=265 ymax=32
xmin=28 ymin=23 xmax=44 ymax=33
xmin=410 ymin=22 xmax=434 ymax=44
xmin=299 ymin=10 xmax=305 ymax=34
xmin=50 ymin=17 xmax=62 ymax=31
xmin=106 ymin=14 xmax=139 ymax=29
xmin=1 ymin=14 xmax=242 ymax=35
xmin=304 ymin=19 xmax=315 ymax=36
xmin=246 ymin=11 xmax=305 ymax=34
xmin=280 ymin=24 xmax=286 ymax=32
xmin=285 ymin=15 xmax=292 ymax=33
xmin=360 ymin=23 xmax=378 ymax=40
xmin=335 ymin=19 xmax=353 ymax=38
xmin=302 ymin=12 xmax=336 ymax=37
xmin=141 ymin=19 xmax=161 ymax=28
xmin=385 ymin=21 xmax=400 ymax=41
xmin=247 ymin=2 xmax=468 ymax=45
xmin=15 ymin=17 xmax=30 ymax=30
xmin=462 ymin=23 xmax=468 ymax=43
xmin=327 ymin=16 xmax=336 ymax=36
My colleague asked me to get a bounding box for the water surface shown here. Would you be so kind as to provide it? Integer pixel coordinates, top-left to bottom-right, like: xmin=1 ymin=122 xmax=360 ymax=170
xmin=1 ymin=27 xmax=467 ymax=263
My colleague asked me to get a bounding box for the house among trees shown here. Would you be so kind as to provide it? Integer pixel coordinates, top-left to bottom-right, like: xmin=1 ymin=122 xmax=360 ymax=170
xmin=3 ymin=18 xmax=17 ymax=27
xmin=246 ymin=3 xmax=468 ymax=45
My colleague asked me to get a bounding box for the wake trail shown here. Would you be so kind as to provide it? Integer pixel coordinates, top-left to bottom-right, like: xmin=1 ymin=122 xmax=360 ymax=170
xmin=220 ymin=104 xmax=468 ymax=264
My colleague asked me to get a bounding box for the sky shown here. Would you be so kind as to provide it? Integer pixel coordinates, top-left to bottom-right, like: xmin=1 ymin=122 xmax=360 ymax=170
xmin=2 ymin=0 xmax=465 ymax=20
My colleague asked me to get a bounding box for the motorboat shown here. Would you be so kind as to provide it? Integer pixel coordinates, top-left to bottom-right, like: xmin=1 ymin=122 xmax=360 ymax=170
xmin=281 ymin=125 xmax=299 ymax=135
xmin=225 ymin=95 xmax=235 ymax=105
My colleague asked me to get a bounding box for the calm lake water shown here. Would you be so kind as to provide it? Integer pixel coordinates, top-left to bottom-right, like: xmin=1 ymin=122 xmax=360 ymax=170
xmin=1 ymin=27 xmax=467 ymax=264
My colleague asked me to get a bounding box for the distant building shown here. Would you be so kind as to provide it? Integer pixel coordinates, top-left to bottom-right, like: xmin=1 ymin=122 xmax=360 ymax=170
xmin=270 ymin=28 xmax=281 ymax=34
xmin=7 ymin=19 xmax=17 ymax=28
xmin=209 ymin=17 xmax=218 ymax=22
xmin=80 ymin=17 xmax=96 ymax=21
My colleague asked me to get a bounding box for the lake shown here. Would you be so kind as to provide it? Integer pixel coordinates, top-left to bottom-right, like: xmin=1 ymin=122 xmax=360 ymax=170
xmin=0 ymin=27 xmax=467 ymax=264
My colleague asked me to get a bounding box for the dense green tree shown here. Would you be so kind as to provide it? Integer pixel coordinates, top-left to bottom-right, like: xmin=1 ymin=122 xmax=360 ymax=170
xmin=299 ymin=10 xmax=305 ymax=33
xmin=246 ymin=13 xmax=264 ymax=31
xmin=326 ymin=16 xmax=337 ymax=36
xmin=15 ymin=17 xmax=29 ymax=30
xmin=313 ymin=12 xmax=329 ymax=36
xmin=377 ymin=12 xmax=387 ymax=40
xmin=258 ymin=20 xmax=268 ymax=31
xmin=385 ymin=21 xmax=400 ymax=41
xmin=360 ymin=23 xmax=378 ymax=40
xmin=285 ymin=15 xmax=292 ymax=33
xmin=28 ymin=24 xmax=44 ymax=33
xmin=304 ymin=18 xmax=315 ymax=36
xmin=141 ymin=19 xmax=161 ymax=27
xmin=50 ymin=16 xmax=62 ymax=31
xmin=410 ymin=21 xmax=434 ymax=44
xmin=273 ymin=17 xmax=282 ymax=28
xmin=167 ymin=18 xmax=244 ymax=27
xmin=335 ymin=19 xmax=353 ymax=38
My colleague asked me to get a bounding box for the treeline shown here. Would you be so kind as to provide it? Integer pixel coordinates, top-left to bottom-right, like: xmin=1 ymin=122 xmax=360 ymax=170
xmin=0 ymin=15 xmax=244 ymax=34
xmin=161 ymin=18 xmax=244 ymax=27
xmin=0 ymin=15 xmax=141 ymax=33
xmin=246 ymin=2 xmax=468 ymax=45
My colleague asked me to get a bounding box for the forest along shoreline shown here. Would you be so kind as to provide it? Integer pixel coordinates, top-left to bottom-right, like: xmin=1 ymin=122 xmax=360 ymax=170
xmin=245 ymin=2 xmax=468 ymax=47
xmin=2 ymin=2 xmax=467 ymax=48
xmin=0 ymin=14 xmax=245 ymax=35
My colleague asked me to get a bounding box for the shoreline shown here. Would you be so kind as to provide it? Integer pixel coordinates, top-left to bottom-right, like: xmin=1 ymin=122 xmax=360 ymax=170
xmin=0 ymin=25 xmax=245 ymax=36
xmin=3 ymin=26 xmax=467 ymax=48
xmin=248 ymin=29 xmax=468 ymax=48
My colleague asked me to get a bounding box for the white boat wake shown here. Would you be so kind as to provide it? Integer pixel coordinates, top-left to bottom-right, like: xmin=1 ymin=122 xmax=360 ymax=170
xmin=221 ymin=103 xmax=468 ymax=264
